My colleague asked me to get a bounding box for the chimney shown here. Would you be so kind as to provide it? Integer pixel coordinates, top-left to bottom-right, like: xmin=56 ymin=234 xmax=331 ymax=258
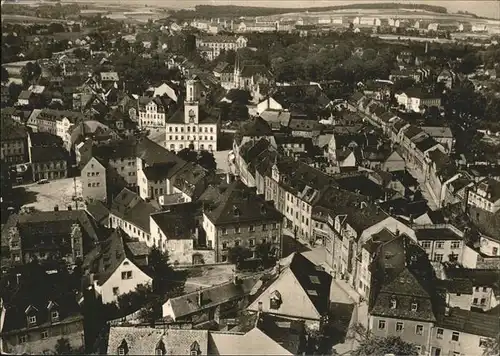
xmin=197 ymin=289 xmax=203 ymax=306
xmin=258 ymin=301 xmax=263 ymax=312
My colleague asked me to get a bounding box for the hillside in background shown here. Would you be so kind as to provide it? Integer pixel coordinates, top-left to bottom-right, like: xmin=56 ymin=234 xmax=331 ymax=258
xmin=172 ymin=3 xmax=448 ymax=19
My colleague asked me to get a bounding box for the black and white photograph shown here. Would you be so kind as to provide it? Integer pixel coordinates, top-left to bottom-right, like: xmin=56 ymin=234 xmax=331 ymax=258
xmin=1 ymin=0 xmax=499 ymax=355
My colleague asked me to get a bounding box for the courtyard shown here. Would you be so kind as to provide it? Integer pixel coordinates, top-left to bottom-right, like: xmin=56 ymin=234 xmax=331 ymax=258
xmin=12 ymin=177 xmax=83 ymax=212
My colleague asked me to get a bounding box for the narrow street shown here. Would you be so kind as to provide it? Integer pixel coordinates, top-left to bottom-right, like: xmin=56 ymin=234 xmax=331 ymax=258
xmin=405 ymin=165 xmax=440 ymax=211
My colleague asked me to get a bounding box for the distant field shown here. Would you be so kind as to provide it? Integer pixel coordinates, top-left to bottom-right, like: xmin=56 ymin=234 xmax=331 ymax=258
xmin=1 ymin=14 xmax=67 ymax=24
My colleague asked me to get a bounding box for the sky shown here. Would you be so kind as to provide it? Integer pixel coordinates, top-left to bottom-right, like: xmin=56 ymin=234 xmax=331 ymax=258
xmin=79 ymin=0 xmax=500 ymax=19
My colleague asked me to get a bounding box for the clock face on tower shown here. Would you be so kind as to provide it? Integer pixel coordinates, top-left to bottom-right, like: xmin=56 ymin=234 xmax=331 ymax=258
xmin=188 ymin=109 xmax=195 ymax=122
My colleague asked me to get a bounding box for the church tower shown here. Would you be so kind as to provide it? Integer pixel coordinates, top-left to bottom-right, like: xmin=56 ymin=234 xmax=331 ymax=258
xmin=234 ymin=54 xmax=241 ymax=89
xmin=184 ymin=77 xmax=200 ymax=124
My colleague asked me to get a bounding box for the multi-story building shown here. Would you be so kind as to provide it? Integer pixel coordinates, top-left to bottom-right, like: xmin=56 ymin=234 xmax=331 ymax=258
xmin=467 ymin=178 xmax=500 ymax=213
xmin=1 ymin=120 xmax=29 ymax=165
xmin=395 ymin=88 xmax=441 ymax=113
xmin=83 ymin=229 xmax=152 ymax=304
xmin=137 ymin=96 xmax=171 ymax=129
xmin=202 ymin=179 xmax=283 ymax=263
xmin=369 ymin=235 xmax=440 ymax=355
xmin=165 ymin=78 xmax=218 ymax=152
xmin=81 ymin=156 xmax=107 ymax=202
xmin=30 ymin=146 xmax=68 ymax=182
xmin=414 ymin=225 xmax=465 ymax=264
xmin=27 ymin=109 xmax=85 ymax=151
xmin=0 ymin=264 xmax=85 ymax=354
xmin=3 ymin=209 xmax=99 ymax=266
xmin=195 ymin=35 xmax=248 ymax=60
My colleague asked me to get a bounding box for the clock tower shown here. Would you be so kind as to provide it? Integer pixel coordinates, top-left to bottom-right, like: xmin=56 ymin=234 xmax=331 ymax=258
xmin=184 ymin=78 xmax=200 ymax=124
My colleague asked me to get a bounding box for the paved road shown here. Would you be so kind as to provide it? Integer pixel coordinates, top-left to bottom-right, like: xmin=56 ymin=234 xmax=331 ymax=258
xmin=406 ymin=165 xmax=439 ymax=211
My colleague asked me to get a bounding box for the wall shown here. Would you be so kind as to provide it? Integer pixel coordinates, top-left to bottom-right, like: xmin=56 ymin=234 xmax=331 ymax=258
xmin=109 ymin=214 xmax=151 ymax=243
xmin=446 ymin=292 xmax=472 ymax=310
xmin=98 ymin=258 xmax=152 ymax=304
xmin=370 ymin=316 xmax=433 ymax=354
xmin=479 ymin=236 xmax=500 ymax=257
xmin=429 ymin=326 xmax=490 ymax=356
xmin=81 ymin=157 xmax=107 ymax=202
xmin=383 ymin=151 xmax=405 ymax=172
xmin=2 ymin=318 xmax=84 ymax=354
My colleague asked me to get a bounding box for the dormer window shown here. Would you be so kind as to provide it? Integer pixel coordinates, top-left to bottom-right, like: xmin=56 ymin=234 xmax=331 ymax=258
xmin=411 ymin=302 xmax=418 ymax=312
xmin=270 ymin=290 xmax=282 ymax=310
xmin=28 ymin=315 xmax=37 ymax=325
xmin=51 ymin=310 xmax=59 ymax=322
xmin=190 ymin=341 xmax=201 ymax=356
xmin=390 ymin=297 xmax=397 ymax=309
xmin=118 ymin=339 xmax=128 ymax=356
xmin=233 ymin=206 xmax=240 ymax=217
xmin=155 ymin=340 xmax=166 ymax=355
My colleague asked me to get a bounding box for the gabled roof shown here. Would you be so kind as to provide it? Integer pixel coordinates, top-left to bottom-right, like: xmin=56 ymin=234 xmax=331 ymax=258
xmin=414 ymin=226 xmax=462 ymax=241
xmin=151 ymin=210 xmax=196 ymax=240
xmin=436 ymin=308 xmax=499 ymax=338
xmin=204 ymin=179 xmax=282 ymax=225
xmin=240 ymin=64 xmax=271 ymax=78
xmin=136 ymin=138 xmax=186 ymax=167
xmin=110 ymin=188 xmax=160 ymax=233
xmin=415 ymin=136 xmax=439 ymax=153
xmin=166 ymin=275 xmax=261 ymax=319
xmin=107 ymin=326 xmax=208 ymax=355
xmin=237 ymin=117 xmax=273 ymax=139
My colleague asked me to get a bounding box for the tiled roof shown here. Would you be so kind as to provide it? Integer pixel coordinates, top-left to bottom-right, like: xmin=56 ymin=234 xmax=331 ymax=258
xmin=437 ymin=279 xmax=473 ymax=295
xmin=107 ymin=326 xmax=208 ymax=355
xmin=85 ymin=200 xmax=110 ymax=225
xmin=287 ymin=253 xmax=332 ymax=316
xmin=421 ymin=126 xmax=453 ymax=139
xmin=468 ymin=207 xmax=500 ymax=242
xmin=403 ymin=125 xmax=424 ymax=140
xmin=204 ymin=179 xmax=282 ymax=225
xmin=110 ymin=188 xmax=161 ymax=233
xmin=475 ymin=178 xmax=500 ymax=202
xmin=288 ymin=118 xmax=322 ymax=132
xmin=165 ymin=106 xmax=218 ymax=124
xmin=414 ymin=226 xmax=462 ymax=241
xmin=415 ymin=136 xmax=439 ymax=153
xmin=270 ymin=84 xmax=331 ymax=111
xmin=443 ymin=268 xmax=500 ymax=294
xmin=151 ymin=210 xmax=196 ymax=240
xmin=239 ymin=138 xmax=271 ymax=165
xmin=167 ymin=275 xmax=261 ymax=319
xmin=209 ymin=328 xmax=293 ymax=355
xmin=0 ymin=119 xmax=27 ymax=141
xmin=370 ymin=235 xmax=438 ymax=322
xmin=240 ymin=64 xmax=271 ymax=78
xmin=173 ymin=162 xmax=208 ymax=198
xmin=137 ymin=138 xmax=186 ymax=167
xmin=436 ymin=308 xmax=499 ymax=338
xmin=237 ymin=117 xmax=273 ymax=139
xmin=0 ymin=264 xmax=83 ymax=333
xmin=37 ymin=108 xmax=85 ymax=123
xmin=2 ymin=210 xmax=99 ymax=252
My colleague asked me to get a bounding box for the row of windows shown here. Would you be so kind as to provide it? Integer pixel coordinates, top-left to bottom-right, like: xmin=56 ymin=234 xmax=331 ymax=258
xmin=168 ymin=126 xmax=214 ymax=133
xmin=219 ymin=223 xmax=278 ymax=235
xmin=168 ymin=135 xmax=214 ymax=141
xmin=420 ymin=241 xmax=461 ymax=249
xmin=140 ymin=112 xmax=165 ymax=119
xmin=86 ymin=171 xmax=100 ymax=177
xmin=169 ymin=143 xmax=213 ymax=151
xmin=473 ymin=297 xmax=487 ymax=305
xmin=35 ymin=162 xmax=65 ymax=170
xmin=1 ymin=147 xmax=23 ymax=154
xmin=87 ymin=182 xmax=101 ymax=187
xmin=221 ymin=236 xmax=278 ymax=249
xmin=377 ymin=321 xmax=464 ymax=342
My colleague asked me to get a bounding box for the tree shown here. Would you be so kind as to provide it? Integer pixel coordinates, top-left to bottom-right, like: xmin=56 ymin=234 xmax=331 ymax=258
xmin=352 ymin=335 xmax=418 ymax=356
xmin=1 ymin=67 xmax=9 ymax=84
xmin=8 ymin=83 xmax=23 ymax=103
xmin=177 ymin=147 xmax=198 ymax=162
xmin=255 ymin=242 xmax=275 ymax=266
xmin=55 ymin=338 xmax=72 ymax=355
xmin=197 ymin=150 xmax=216 ymax=171
xmin=227 ymin=245 xmax=252 ymax=267
xmin=148 ymin=247 xmax=183 ymax=295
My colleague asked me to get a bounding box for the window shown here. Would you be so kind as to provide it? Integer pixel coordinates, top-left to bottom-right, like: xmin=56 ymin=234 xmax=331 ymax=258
xmin=434 ymin=253 xmax=444 ymax=262
xmin=475 ymin=287 xmax=480 ymax=292
xmin=249 ymin=225 xmax=255 ymax=232
xmin=18 ymin=335 xmax=28 ymax=344
xmin=378 ymin=320 xmax=386 ymax=330
xmin=390 ymin=298 xmax=397 ymax=309
xmin=451 ymin=241 xmax=461 ymax=249
xmin=416 ymin=325 xmax=424 ymax=335
xmin=222 ymin=242 xmax=227 ymax=250
xmin=473 ymin=297 xmax=479 ymax=304
xmin=28 ymin=315 xmax=37 ymax=325
xmin=221 ymin=228 xmax=227 ymax=235
xmin=41 ymin=330 xmax=49 ymax=339
xmin=436 ymin=328 xmax=444 ymax=339
xmin=415 ymin=345 xmax=422 ymax=354
xmin=420 ymin=241 xmax=431 ymax=249
xmin=235 ymin=240 xmax=240 ymax=247
xmin=480 ymin=338 xmax=489 ymax=347
xmin=113 ymin=287 xmax=119 ymax=295
xmin=433 ymin=347 xmax=441 ymax=356
xmin=121 ymin=271 xmax=132 ymax=280
xmin=480 ymin=298 xmax=486 ymax=305
xmin=51 ymin=310 xmax=59 ymax=321
xmin=411 ymin=302 xmax=418 ymax=312
xmin=435 ymin=241 xmax=444 ymax=249
xmin=221 ymin=255 xmax=227 ymax=262
xmin=249 ymin=238 xmax=255 ymax=247
xmin=262 ymin=224 xmax=267 ymax=231
xmin=452 ymin=332 xmax=460 ymax=342
xmin=483 ymin=287 xmax=488 ymax=292
xmin=235 ymin=226 xmax=240 ymax=234
xmin=396 ymin=322 xmax=404 ymax=332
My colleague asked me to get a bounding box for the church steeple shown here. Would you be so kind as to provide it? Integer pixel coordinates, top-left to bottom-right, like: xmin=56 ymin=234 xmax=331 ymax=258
xmin=234 ymin=53 xmax=241 ymax=89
